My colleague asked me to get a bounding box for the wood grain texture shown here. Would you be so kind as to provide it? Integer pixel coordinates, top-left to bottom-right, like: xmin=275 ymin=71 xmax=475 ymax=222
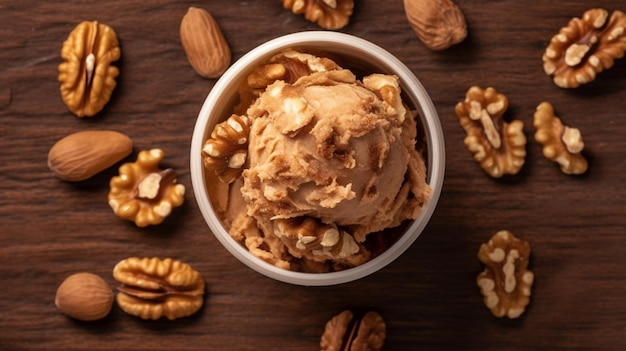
xmin=1 ymin=1 xmax=626 ymax=350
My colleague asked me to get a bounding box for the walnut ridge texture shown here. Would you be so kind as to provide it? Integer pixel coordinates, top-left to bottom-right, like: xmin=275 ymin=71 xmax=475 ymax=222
xmin=280 ymin=0 xmax=354 ymax=29
xmin=113 ymin=257 xmax=205 ymax=320
xmin=477 ymin=231 xmax=534 ymax=319
xmin=455 ymin=86 xmax=526 ymax=178
xmin=108 ymin=149 xmax=185 ymax=227
xmin=58 ymin=21 xmax=120 ymax=117
xmin=533 ymin=102 xmax=588 ymax=175
xmin=542 ymin=8 xmax=626 ymax=88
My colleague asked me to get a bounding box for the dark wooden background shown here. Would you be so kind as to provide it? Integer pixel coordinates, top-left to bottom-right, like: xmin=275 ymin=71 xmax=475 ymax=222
xmin=2 ymin=1 xmax=625 ymax=350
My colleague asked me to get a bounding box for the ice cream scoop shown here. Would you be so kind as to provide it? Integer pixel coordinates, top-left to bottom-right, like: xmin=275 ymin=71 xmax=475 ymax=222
xmin=242 ymin=68 xmax=420 ymax=235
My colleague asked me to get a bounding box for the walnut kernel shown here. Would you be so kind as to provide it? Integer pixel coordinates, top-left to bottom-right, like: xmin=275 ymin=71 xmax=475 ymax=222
xmin=202 ymin=114 xmax=251 ymax=183
xmin=108 ymin=149 xmax=185 ymax=227
xmin=58 ymin=21 xmax=120 ymax=117
xmin=235 ymin=50 xmax=341 ymax=114
xmin=542 ymin=8 xmax=626 ymax=88
xmin=455 ymin=86 xmax=527 ymax=178
xmin=477 ymin=230 xmax=534 ymax=319
xmin=362 ymin=74 xmax=407 ymax=124
xmin=113 ymin=257 xmax=205 ymax=320
xmin=273 ymin=217 xmax=363 ymax=264
xmin=533 ymin=102 xmax=588 ymax=175
xmin=320 ymin=310 xmax=386 ymax=351
xmin=281 ymin=0 xmax=354 ymax=29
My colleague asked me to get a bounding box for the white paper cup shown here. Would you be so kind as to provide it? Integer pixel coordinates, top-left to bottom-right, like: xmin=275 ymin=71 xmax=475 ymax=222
xmin=190 ymin=31 xmax=445 ymax=286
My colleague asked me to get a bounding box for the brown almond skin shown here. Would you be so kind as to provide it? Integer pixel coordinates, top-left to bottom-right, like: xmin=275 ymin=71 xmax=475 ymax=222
xmin=404 ymin=0 xmax=467 ymax=51
xmin=48 ymin=130 xmax=133 ymax=181
xmin=180 ymin=7 xmax=231 ymax=78
xmin=55 ymin=272 xmax=114 ymax=321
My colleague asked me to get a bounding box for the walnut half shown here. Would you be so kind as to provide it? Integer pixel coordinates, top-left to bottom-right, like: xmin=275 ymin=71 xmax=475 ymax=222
xmin=58 ymin=21 xmax=120 ymax=117
xmin=542 ymin=8 xmax=626 ymax=88
xmin=320 ymin=310 xmax=386 ymax=351
xmin=533 ymin=102 xmax=588 ymax=175
xmin=202 ymin=114 xmax=251 ymax=184
xmin=477 ymin=230 xmax=534 ymax=319
xmin=113 ymin=257 xmax=205 ymax=320
xmin=455 ymin=86 xmax=527 ymax=178
xmin=280 ymin=0 xmax=354 ymax=29
xmin=108 ymin=149 xmax=185 ymax=227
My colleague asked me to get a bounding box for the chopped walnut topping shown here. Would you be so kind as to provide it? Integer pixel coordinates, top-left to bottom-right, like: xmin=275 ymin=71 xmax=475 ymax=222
xmin=454 ymin=86 xmax=527 ymax=178
xmin=542 ymin=8 xmax=626 ymax=88
xmin=320 ymin=310 xmax=386 ymax=351
xmin=362 ymin=74 xmax=407 ymax=124
xmin=202 ymin=114 xmax=251 ymax=183
xmin=533 ymin=102 xmax=588 ymax=175
xmin=108 ymin=149 xmax=185 ymax=227
xmin=273 ymin=217 xmax=362 ymax=263
xmin=265 ymin=83 xmax=316 ymax=135
xmin=477 ymin=230 xmax=534 ymax=319
xmin=235 ymin=50 xmax=342 ymax=114
xmin=281 ymin=0 xmax=354 ymax=29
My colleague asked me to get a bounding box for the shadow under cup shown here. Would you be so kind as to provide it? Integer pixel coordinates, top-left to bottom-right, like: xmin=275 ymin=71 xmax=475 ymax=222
xmin=190 ymin=31 xmax=445 ymax=286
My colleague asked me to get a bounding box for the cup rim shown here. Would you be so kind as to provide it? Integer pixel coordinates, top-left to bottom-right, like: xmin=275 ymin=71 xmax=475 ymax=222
xmin=190 ymin=31 xmax=445 ymax=286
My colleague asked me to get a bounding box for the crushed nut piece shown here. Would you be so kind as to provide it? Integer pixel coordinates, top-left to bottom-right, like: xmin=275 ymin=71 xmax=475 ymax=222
xmin=320 ymin=310 xmax=386 ymax=351
xmin=542 ymin=8 xmax=626 ymax=88
xmin=362 ymin=74 xmax=407 ymax=124
xmin=235 ymin=50 xmax=342 ymax=114
xmin=58 ymin=21 xmax=120 ymax=117
xmin=202 ymin=114 xmax=251 ymax=183
xmin=273 ymin=217 xmax=362 ymax=264
xmin=477 ymin=230 xmax=534 ymax=319
xmin=113 ymin=257 xmax=205 ymax=320
xmin=455 ymin=86 xmax=527 ymax=178
xmin=281 ymin=0 xmax=354 ymax=29
xmin=108 ymin=149 xmax=185 ymax=227
xmin=533 ymin=102 xmax=588 ymax=175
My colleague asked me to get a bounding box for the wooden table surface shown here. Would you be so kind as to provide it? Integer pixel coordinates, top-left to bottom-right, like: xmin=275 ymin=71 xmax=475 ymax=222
xmin=2 ymin=1 xmax=626 ymax=350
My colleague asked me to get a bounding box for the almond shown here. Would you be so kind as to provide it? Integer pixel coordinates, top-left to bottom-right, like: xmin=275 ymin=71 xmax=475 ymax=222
xmin=48 ymin=130 xmax=133 ymax=181
xmin=180 ymin=7 xmax=231 ymax=78
xmin=55 ymin=272 xmax=114 ymax=321
xmin=403 ymin=0 xmax=467 ymax=51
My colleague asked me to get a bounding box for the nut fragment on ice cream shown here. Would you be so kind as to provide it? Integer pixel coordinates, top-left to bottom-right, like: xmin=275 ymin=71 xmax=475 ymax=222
xmin=202 ymin=114 xmax=251 ymax=183
xmin=203 ymin=50 xmax=431 ymax=272
xmin=234 ymin=50 xmax=342 ymax=115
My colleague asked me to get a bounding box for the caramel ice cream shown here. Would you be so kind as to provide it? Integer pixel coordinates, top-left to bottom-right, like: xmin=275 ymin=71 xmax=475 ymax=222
xmin=203 ymin=50 xmax=431 ymax=272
